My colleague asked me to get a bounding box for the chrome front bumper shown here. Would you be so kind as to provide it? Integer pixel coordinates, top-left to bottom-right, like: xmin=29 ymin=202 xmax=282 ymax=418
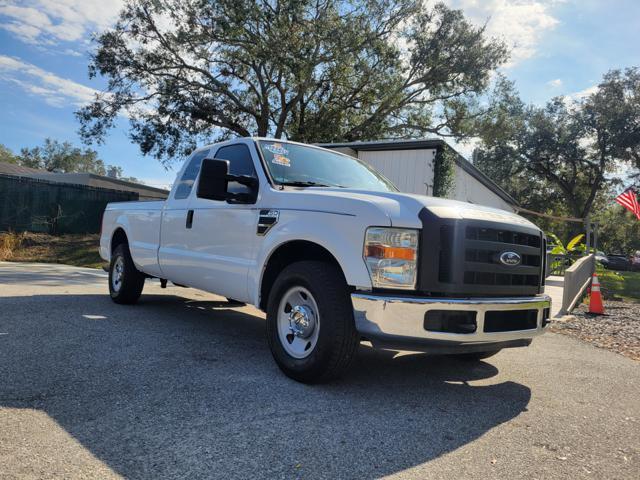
xmin=351 ymin=293 xmax=551 ymax=353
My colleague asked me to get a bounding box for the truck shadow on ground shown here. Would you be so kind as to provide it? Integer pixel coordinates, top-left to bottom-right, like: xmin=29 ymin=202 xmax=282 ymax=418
xmin=1 ymin=292 xmax=532 ymax=479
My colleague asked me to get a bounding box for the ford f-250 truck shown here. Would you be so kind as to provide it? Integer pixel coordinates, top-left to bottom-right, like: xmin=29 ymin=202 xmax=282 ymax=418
xmin=100 ymin=138 xmax=551 ymax=383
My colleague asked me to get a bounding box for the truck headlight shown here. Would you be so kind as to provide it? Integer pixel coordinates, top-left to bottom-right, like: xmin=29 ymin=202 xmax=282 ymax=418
xmin=364 ymin=227 xmax=419 ymax=290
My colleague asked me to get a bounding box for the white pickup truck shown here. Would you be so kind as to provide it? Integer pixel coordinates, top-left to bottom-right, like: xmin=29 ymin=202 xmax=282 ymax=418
xmin=100 ymin=138 xmax=551 ymax=383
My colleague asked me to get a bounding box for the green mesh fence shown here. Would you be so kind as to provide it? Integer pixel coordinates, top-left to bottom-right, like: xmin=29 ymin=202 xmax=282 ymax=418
xmin=0 ymin=174 xmax=138 ymax=234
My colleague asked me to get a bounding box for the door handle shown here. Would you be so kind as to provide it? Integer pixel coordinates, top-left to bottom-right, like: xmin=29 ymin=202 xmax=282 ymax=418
xmin=186 ymin=209 xmax=194 ymax=229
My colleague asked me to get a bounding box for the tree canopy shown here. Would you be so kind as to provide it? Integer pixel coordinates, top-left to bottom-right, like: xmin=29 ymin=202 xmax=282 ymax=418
xmin=2 ymin=138 xmax=139 ymax=182
xmin=0 ymin=144 xmax=18 ymax=164
xmin=77 ymin=0 xmax=508 ymax=163
xmin=18 ymin=138 xmax=109 ymax=175
xmin=474 ymin=68 xmax=640 ymax=222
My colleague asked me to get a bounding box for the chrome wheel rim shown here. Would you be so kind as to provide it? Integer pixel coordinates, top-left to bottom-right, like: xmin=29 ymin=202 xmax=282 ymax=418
xmin=277 ymin=286 xmax=320 ymax=359
xmin=112 ymin=256 xmax=124 ymax=292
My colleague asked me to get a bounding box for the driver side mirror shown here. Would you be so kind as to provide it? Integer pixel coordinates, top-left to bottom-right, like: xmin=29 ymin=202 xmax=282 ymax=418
xmin=197 ymin=158 xmax=259 ymax=203
xmin=197 ymin=158 xmax=229 ymax=201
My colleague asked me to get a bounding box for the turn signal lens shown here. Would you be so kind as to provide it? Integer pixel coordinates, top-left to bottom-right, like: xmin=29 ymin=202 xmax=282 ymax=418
xmin=364 ymin=245 xmax=416 ymax=261
xmin=364 ymin=228 xmax=419 ymax=289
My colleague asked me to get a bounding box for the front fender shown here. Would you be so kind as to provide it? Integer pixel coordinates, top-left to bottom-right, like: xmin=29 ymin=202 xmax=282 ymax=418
xmin=249 ymin=209 xmax=389 ymax=306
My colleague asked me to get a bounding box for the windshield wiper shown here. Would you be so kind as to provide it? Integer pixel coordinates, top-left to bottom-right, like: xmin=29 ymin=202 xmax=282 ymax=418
xmin=279 ymin=181 xmax=332 ymax=188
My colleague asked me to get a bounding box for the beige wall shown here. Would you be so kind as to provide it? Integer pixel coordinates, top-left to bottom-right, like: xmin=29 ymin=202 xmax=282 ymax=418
xmin=452 ymin=167 xmax=515 ymax=212
xmin=355 ymin=148 xmax=514 ymax=212
xmin=358 ymin=149 xmax=436 ymax=196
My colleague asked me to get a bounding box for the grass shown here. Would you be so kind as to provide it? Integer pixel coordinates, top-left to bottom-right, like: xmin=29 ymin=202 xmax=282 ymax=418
xmin=0 ymin=231 xmax=104 ymax=269
xmin=596 ymin=266 xmax=640 ymax=303
xmin=0 ymin=230 xmax=26 ymax=260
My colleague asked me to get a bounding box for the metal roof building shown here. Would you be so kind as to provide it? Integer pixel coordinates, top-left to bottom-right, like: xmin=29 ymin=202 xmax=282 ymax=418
xmin=0 ymin=161 xmax=168 ymax=200
xmin=319 ymin=139 xmax=517 ymax=212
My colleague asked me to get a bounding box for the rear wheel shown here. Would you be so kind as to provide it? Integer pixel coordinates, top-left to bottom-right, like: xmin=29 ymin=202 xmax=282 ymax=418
xmin=109 ymin=243 xmax=145 ymax=304
xmin=266 ymin=261 xmax=359 ymax=383
xmin=452 ymin=349 xmax=501 ymax=361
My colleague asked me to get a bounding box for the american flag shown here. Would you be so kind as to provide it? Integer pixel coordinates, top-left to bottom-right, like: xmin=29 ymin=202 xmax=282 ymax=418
xmin=615 ymin=188 xmax=640 ymax=220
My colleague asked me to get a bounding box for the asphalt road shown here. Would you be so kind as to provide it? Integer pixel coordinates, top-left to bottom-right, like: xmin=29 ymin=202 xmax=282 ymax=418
xmin=1 ymin=262 xmax=638 ymax=479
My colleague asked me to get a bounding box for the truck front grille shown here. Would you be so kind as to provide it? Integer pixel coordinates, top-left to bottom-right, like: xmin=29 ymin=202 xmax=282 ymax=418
xmin=418 ymin=209 xmax=544 ymax=297
xmin=465 ymin=226 xmax=541 ymax=248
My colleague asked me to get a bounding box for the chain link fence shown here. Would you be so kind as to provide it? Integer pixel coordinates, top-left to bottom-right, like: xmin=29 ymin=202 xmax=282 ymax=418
xmin=0 ymin=174 xmax=138 ymax=234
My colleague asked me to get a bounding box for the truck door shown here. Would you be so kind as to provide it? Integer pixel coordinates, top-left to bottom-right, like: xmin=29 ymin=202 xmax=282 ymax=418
xmin=158 ymin=148 xmax=210 ymax=285
xmin=185 ymin=142 xmax=259 ymax=302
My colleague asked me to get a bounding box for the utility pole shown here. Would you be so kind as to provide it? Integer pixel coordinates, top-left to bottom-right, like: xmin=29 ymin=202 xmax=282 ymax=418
xmin=585 ymin=214 xmax=591 ymax=255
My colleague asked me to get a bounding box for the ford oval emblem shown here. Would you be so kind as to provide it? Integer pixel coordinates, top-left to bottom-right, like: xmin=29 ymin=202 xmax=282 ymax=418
xmin=499 ymin=251 xmax=521 ymax=266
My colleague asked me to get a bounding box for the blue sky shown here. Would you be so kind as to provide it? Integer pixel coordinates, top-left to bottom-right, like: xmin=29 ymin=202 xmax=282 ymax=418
xmin=1 ymin=0 xmax=639 ymax=188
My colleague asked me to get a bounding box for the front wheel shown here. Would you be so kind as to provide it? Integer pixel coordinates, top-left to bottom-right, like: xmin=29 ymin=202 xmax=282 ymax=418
xmin=266 ymin=261 xmax=359 ymax=383
xmin=109 ymin=244 xmax=145 ymax=304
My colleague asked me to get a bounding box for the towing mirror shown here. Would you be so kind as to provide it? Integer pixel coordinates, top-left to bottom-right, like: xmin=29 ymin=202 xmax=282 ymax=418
xmin=197 ymin=158 xmax=230 ymax=201
xmin=197 ymin=158 xmax=259 ymax=203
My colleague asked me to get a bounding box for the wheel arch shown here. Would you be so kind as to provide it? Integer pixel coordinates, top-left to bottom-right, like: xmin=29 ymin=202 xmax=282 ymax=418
xmin=259 ymin=240 xmax=348 ymax=311
xmin=110 ymin=227 xmax=129 ymax=254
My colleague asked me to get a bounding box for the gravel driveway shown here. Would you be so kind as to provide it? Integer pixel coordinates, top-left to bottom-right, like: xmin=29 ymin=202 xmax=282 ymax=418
xmin=1 ymin=262 xmax=638 ymax=479
xmin=551 ymin=300 xmax=640 ymax=361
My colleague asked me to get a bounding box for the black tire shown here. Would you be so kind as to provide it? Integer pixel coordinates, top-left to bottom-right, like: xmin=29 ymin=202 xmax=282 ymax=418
xmin=452 ymin=349 xmax=501 ymax=361
xmin=266 ymin=261 xmax=359 ymax=383
xmin=109 ymin=243 xmax=145 ymax=305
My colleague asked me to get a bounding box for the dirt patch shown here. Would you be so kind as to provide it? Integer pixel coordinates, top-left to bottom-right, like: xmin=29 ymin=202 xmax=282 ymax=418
xmin=0 ymin=232 xmax=103 ymax=268
xmin=551 ymin=301 xmax=640 ymax=361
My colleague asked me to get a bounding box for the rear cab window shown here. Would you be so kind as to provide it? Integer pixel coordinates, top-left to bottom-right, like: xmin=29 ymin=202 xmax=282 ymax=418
xmin=174 ymin=149 xmax=210 ymax=200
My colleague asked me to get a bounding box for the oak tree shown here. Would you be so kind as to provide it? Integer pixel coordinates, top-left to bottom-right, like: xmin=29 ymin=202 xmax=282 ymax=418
xmin=77 ymin=0 xmax=507 ymax=163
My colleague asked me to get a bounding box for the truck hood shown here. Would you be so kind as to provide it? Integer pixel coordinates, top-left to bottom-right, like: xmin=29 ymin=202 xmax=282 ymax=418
xmin=275 ymin=187 xmax=538 ymax=231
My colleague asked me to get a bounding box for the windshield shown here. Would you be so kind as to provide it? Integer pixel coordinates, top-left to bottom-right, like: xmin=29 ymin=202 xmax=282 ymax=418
xmin=257 ymin=140 xmax=397 ymax=192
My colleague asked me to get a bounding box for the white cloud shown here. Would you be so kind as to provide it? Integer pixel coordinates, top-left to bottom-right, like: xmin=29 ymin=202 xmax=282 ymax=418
xmin=0 ymin=0 xmax=123 ymax=46
xmin=0 ymin=54 xmax=97 ymax=106
xmin=560 ymin=84 xmax=598 ymax=108
xmin=571 ymin=85 xmax=598 ymax=99
xmin=547 ymin=78 xmax=563 ymax=87
xmin=444 ymin=1 xmax=563 ymax=67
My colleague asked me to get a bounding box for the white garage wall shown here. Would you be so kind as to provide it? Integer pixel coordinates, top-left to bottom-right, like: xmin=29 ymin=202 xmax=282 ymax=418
xmin=358 ymin=149 xmax=436 ymax=196
xmin=453 ymin=166 xmax=515 ymax=212
xmin=355 ymin=148 xmax=514 ymax=212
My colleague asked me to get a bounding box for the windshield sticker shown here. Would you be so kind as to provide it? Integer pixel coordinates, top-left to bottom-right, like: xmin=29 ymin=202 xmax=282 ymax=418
xmin=264 ymin=143 xmax=289 ymax=155
xmin=272 ymin=154 xmax=291 ymax=167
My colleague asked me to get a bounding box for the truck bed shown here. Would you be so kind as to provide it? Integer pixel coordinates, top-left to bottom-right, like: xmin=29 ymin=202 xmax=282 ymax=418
xmin=105 ymin=200 xmax=165 ymax=211
xmin=101 ymin=200 xmax=166 ymax=278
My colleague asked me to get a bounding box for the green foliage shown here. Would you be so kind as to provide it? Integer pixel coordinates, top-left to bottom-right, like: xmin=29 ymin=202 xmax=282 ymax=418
xmin=433 ymin=146 xmax=455 ymax=197
xmin=592 ymin=202 xmax=640 ymax=254
xmin=6 ymin=138 xmax=137 ymax=182
xmin=545 ymin=232 xmax=567 ymax=254
xmin=474 ymin=68 xmax=640 ymax=222
xmin=595 ymin=267 xmax=640 ymax=303
xmin=0 ymin=144 xmax=18 ymax=164
xmin=77 ymin=0 xmax=508 ymax=163
xmin=566 ymin=234 xmax=585 ymax=252
xmin=18 ymin=138 xmax=107 ymax=174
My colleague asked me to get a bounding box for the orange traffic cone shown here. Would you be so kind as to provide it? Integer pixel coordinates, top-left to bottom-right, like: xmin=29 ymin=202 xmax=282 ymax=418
xmin=589 ymin=274 xmax=605 ymax=315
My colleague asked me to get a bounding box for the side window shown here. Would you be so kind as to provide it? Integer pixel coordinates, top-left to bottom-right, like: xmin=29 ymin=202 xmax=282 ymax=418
xmin=174 ymin=149 xmax=209 ymax=200
xmin=214 ymin=144 xmax=257 ymax=194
